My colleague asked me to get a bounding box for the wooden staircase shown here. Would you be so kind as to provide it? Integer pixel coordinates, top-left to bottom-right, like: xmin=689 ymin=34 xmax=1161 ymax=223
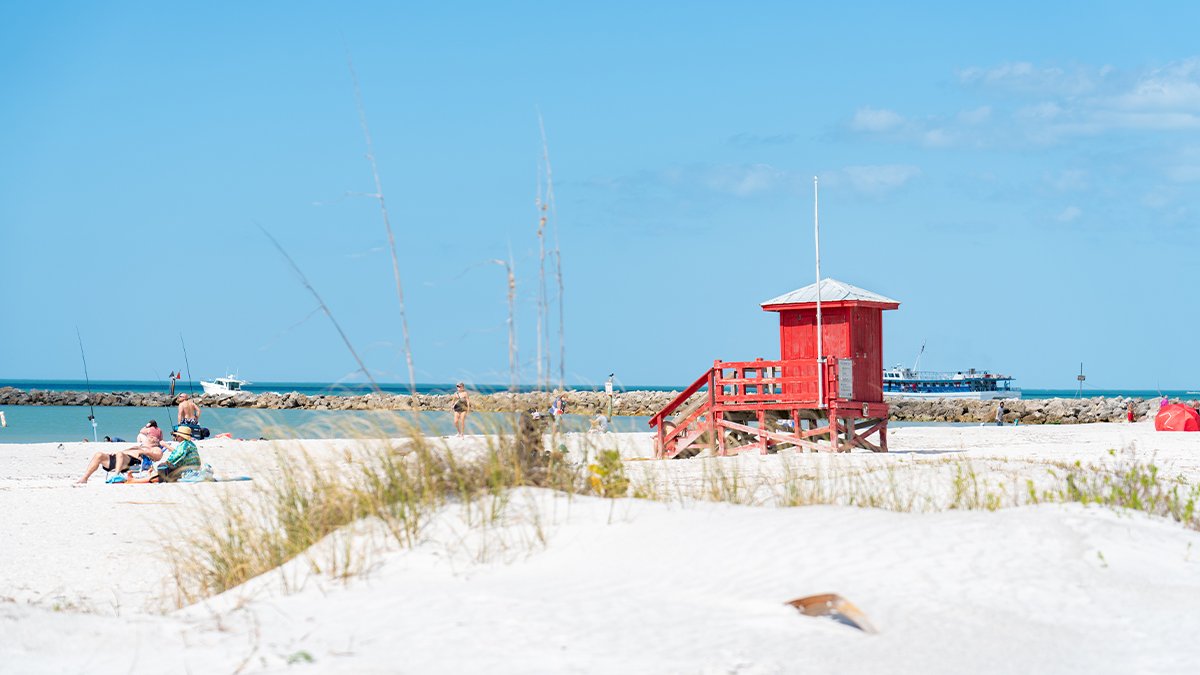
xmin=648 ymin=358 xmax=890 ymax=459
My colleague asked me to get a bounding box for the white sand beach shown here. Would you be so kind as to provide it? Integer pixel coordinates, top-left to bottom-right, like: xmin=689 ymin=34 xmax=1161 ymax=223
xmin=2 ymin=422 xmax=1199 ymax=673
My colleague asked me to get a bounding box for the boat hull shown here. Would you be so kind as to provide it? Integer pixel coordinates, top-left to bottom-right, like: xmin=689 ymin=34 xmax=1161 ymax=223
xmin=884 ymin=390 xmax=1022 ymax=401
xmin=201 ymin=380 xmax=249 ymax=395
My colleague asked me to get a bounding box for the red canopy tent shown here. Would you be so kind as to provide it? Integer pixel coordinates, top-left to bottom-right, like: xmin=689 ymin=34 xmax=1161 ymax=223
xmin=1154 ymin=404 xmax=1200 ymax=432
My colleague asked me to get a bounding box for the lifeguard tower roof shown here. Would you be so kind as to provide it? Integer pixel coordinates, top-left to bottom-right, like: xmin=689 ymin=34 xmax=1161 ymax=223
xmin=761 ymin=278 xmax=900 ymax=309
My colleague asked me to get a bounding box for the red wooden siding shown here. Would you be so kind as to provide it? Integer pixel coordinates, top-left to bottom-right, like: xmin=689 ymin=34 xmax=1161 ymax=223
xmin=851 ymin=307 xmax=883 ymax=401
xmin=771 ymin=302 xmax=890 ymax=404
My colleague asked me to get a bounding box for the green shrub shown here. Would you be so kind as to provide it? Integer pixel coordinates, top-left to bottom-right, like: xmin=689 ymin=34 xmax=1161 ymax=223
xmin=587 ymin=450 xmax=629 ymax=498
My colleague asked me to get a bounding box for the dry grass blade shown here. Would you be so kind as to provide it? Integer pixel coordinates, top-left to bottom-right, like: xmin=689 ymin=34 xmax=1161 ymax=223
xmin=537 ymin=111 xmax=566 ymax=391
xmin=346 ymin=50 xmax=417 ymax=397
xmin=166 ymin=418 xmax=588 ymax=607
xmin=259 ymin=225 xmax=380 ymax=391
xmin=534 ymin=133 xmax=549 ymax=391
xmin=490 ymin=252 xmax=519 ymax=395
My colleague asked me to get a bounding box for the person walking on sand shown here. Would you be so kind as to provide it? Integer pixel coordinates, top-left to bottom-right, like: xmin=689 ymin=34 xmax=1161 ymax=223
xmin=177 ymin=393 xmax=200 ymax=427
xmin=451 ymin=383 xmax=470 ymax=438
xmin=1127 ymin=400 xmax=1136 ymax=423
xmin=995 ymin=402 xmax=1005 ymax=426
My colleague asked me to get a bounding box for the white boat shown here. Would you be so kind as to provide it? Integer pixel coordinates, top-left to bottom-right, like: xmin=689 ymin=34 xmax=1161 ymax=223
xmin=200 ymin=375 xmax=251 ymax=395
xmin=883 ymin=366 xmax=1021 ymax=401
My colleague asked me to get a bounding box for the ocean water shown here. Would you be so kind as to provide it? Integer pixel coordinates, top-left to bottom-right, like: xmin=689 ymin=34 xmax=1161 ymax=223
xmin=3 ymin=379 xmax=1193 ymax=399
xmin=2 ymin=380 xmax=1195 ymax=444
xmin=0 ymin=405 xmax=653 ymax=444
xmin=0 ymin=379 xmax=677 ymax=397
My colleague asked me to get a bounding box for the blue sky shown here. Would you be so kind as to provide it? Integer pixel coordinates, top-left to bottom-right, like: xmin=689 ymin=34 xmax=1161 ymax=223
xmin=2 ymin=1 xmax=1198 ymax=390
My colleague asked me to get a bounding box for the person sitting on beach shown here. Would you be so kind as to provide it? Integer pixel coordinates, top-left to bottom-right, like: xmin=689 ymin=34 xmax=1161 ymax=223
xmin=589 ymin=412 xmax=609 ymax=434
xmin=137 ymin=420 xmax=163 ymax=448
xmin=77 ymin=447 xmax=133 ymax=484
xmin=177 ymin=393 xmax=201 ymax=427
xmin=76 ymin=421 xmax=168 ymax=483
xmin=152 ymin=425 xmax=202 ymax=483
xmin=77 ymin=444 xmax=149 ymax=484
xmin=125 ymin=420 xmax=166 ymax=464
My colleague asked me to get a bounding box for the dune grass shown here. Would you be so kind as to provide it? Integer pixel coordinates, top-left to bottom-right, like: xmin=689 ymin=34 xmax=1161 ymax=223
xmin=166 ymin=428 xmax=1200 ymax=609
xmin=165 ymin=417 xmax=581 ymax=607
xmin=624 ymin=447 xmax=1200 ymax=531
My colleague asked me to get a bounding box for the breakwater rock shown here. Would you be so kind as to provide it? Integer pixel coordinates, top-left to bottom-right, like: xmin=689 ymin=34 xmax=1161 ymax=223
xmin=0 ymin=386 xmax=680 ymax=417
xmin=1 ymin=387 xmax=1194 ymax=425
xmin=887 ymin=397 xmax=1193 ymax=424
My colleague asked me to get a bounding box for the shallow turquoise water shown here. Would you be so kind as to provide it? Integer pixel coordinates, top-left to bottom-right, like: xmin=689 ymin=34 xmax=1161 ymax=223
xmin=0 ymin=405 xmax=651 ymax=444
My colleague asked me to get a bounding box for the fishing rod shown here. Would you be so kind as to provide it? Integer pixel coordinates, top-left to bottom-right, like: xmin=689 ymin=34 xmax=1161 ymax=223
xmin=180 ymin=334 xmax=195 ymax=397
xmin=75 ymin=327 xmax=98 ymax=442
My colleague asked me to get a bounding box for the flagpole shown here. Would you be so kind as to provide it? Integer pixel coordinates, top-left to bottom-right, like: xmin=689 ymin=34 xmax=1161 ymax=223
xmin=814 ymin=176 xmax=825 ymax=409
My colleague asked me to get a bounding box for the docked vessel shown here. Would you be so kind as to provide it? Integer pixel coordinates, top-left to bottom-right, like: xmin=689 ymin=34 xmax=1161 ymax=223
xmin=200 ymin=374 xmax=250 ymax=395
xmin=883 ymin=366 xmax=1020 ymax=400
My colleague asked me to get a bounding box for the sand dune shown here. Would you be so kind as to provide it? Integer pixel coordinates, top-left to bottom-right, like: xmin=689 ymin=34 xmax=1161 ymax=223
xmin=1 ymin=423 xmax=1198 ymax=673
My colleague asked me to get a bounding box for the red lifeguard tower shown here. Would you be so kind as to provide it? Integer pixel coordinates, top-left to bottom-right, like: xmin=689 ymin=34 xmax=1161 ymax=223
xmin=649 ymin=278 xmax=900 ymax=458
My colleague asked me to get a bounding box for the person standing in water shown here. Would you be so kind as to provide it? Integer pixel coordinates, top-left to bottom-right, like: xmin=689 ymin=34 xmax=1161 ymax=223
xmin=451 ymin=383 xmax=470 ymax=438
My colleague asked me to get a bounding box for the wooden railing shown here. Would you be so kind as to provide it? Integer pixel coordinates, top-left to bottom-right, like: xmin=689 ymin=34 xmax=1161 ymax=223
xmin=648 ymin=364 xmax=714 ymax=430
xmin=650 ymin=358 xmax=840 ymax=458
xmin=712 ymin=358 xmax=832 ymax=407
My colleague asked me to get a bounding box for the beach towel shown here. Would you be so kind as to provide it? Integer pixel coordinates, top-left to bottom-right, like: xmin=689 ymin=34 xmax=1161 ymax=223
xmin=109 ymin=463 xmax=253 ymax=484
xmin=177 ymin=464 xmax=215 ymax=483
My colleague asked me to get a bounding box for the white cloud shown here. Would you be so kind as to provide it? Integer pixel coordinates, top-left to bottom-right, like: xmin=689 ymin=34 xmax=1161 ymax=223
xmin=1165 ymin=164 xmax=1200 ymax=182
xmin=1142 ymin=188 xmax=1174 ymax=209
xmin=850 ymin=107 xmax=904 ymax=132
xmin=728 ymin=132 xmax=797 ymax=147
xmin=829 ymin=164 xmax=922 ymax=195
xmin=838 ymin=59 xmax=1200 ymax=154
xmin=1090 ymin=110 xmax=1200 ymax=131
xmin=958 ymin=106 xmax=992 ymax=125
xmin=992 ymin=59 xmax=1200 ymax=136
xmin=957 ymin=61 xmax=1100 ymax=96
xmin=1055 ymin=206 xmax=1082 ymax=222
xmin=698 ymin=163 xmax=796 ymax=197
xmin=1112 ymin=58 xmax=1200 ymax=110
xmin=1016 ymin=102 xmax=1063 ymax=120
xmin=1045 ymin=169 xmax=1088 ymax=192
xmin=921 ymin=128 xmax=956 ymax=147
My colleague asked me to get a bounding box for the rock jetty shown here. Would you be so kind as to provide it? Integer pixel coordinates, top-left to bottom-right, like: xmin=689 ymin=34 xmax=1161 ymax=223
xmin=0 ymin=386 xmax=1193 ymax=425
